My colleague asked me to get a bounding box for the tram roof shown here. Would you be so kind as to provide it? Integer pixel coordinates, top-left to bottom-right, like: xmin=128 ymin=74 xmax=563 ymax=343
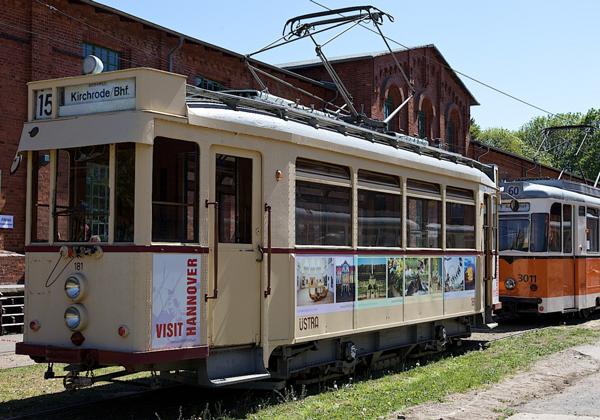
xmin=186 ymin=100 xmax=496 ymax=188
xmin=502 ymin=179 xmax=600 ymax=205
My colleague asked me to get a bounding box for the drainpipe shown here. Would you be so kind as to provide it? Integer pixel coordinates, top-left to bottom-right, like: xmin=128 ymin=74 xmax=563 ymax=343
xmin=167 ymin=36 xmax=185 ymax=72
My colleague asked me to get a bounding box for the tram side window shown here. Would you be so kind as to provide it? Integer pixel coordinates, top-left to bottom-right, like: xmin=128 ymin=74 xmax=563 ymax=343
xmin=548 ymin=203 xmax=562 ymax=252
xmin=563 ymin=204 xmax=572 ymax=253
xmin=445 ymin=186 xmax=475 ymax=249
xmin=529 ymin=213 xmax=548 ymax=252
xmin=357 ymin=170 xmax=401 ymax=247
xmin=295 ymin=158 xmax=352 ymax=246
xmin=115 ymin=143 xmax=135 ymax=242
xmin=407 ymin=179 xmax=441 ymax=248
xmin=31 ymin=150 xmax=51 ymax=242
xmin=499 ymin=218 xmax=529 ymax=251
xmin=152 ymin=138 xmax=198 ymax=243
xmin=55 ymin=146 xmax=110 ymax=242
xmin=216 ymin=154 xmax=252 ymax=244
xmin=586 ymin=208 xmax=599 ymax=252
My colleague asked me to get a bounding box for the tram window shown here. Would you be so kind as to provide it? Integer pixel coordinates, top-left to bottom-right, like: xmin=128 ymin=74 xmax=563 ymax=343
xmin=548 ymin=203 xmax=562 ymax=252
xmin=296 ymin=181 xmax=352 ymax=246
xmin=407 ymin=179 xmax=440 ymax=195
xmin=530 ymin=213 xmax=548 ymax=252
xmin=446 ymin=203 xmax=475 ymax=249
xmin=216 ymin=154 xmax=252 ymax=244
xmin=407 ymin=197 xmax=441 ymax=248
xmin=499 ymin=218 xmax=529 ymax=251
xmin=31 ymin=150 xmax=51 ymax=242
xmin=296 ymin=158 xmax=350 ymax=181
xmin=152 ymin=138 xmax=198 ymax=243
xmin=358 ymin=191 xmax=401 ymax=247
xmin=55 ymin=146 xmax=110 ymax=242
xmin=563 ymin=204 xmax=572 ymax=253
xmin=586 ymin=208 xmax=599 ymax=252
xmin=446 ymin=186 xmax=474 ymax=200
xmin=115 ymin=143 xmax=135 ymax=242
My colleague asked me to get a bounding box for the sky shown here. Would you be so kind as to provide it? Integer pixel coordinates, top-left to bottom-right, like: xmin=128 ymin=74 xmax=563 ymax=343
xmin=98 ymin=0 xmax=599 ymax=130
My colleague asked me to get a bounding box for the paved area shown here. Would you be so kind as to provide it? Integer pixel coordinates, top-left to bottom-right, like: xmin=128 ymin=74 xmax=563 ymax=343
xmin=0 ymin=334 xmax=33 ymax=369
xmin=394 ymin=318 xmax=600 ymax=420
xmin=511 ymin=344 xmax=600 ymax=419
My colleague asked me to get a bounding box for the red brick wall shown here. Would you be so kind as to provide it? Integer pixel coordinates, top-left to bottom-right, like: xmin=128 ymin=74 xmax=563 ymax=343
xmin=0 ymin=0 xmax=334 ymax=283
xmin=0 ymin=255 xmax=25 ymax=284
xmin=289 ymin=47 xmax=473 ymax=154
xmin=470 ymin=141 xmax=584 ymax=182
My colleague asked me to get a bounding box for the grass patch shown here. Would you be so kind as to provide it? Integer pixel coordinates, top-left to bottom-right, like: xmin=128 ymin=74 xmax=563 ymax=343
xmin=0 ymin=363 xmax=151 ymax=418
xmin=250 ymin=327 xmax=600 ymax=420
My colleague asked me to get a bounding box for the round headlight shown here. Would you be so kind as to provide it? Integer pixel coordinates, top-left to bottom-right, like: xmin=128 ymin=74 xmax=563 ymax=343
xmin=64 ymin=304 xmax=88 ymax=331
xmin=505 ymin=277 xmax=516 ymax=290
xmin=64 ymin=274 xmax=86 ymax=302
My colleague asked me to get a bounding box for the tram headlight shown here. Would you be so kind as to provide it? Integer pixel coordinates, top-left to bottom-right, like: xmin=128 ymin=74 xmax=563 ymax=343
xmin=64 ymin=274 xmax=87 ymax=302
xmin=64 ymin=304 xmax=88 ymax=331
xmin=504 ymin=277 xmax=516 ymax=290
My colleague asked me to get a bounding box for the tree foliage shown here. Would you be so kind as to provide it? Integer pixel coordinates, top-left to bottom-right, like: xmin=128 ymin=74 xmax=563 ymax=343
xmin=471 ymin=109 xmax=600 ymax=179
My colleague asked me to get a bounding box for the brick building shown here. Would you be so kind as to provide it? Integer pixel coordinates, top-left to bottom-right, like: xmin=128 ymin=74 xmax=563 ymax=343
xmin=284 ymin=46 xmax=478 ymax=155
xmin=0 ymin=0 xmax=335 ymax=283
xmin=0 ymin=1 xmax=574 ymax=284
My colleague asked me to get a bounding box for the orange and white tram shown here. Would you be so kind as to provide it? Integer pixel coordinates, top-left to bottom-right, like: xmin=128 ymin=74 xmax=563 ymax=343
xmin=15 ymin=67 xmax=499 ymax=387
xmin=499 ymin=179 xmax=600 ymax=316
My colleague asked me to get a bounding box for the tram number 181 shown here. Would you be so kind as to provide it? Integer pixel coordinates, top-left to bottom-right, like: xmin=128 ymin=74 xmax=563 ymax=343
xmin=518 ymin=274 xmax=537 ymax=283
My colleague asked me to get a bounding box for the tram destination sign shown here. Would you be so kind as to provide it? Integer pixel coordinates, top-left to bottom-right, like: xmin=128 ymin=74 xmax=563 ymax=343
xmin=58 ymin=78 xmax=136 ymax=117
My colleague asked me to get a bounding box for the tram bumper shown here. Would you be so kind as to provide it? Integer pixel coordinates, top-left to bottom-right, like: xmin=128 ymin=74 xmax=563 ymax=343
xmin=499 ymin=296 xmax=540 ymax=314
xmin=15 ymin=342 xmax=209 ymax=367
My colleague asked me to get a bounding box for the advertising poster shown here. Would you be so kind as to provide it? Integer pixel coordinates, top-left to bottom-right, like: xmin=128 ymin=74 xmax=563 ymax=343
xmin=357 ymin=257 xmax=387 ymax=301
xmin=151 ymin=254 xmax=201 ymax=350
xmin=335 ymin=257 xmax=355 ymax=303
xmin=443 ymin=256 xmax=476 ymax=298
xmin=387 ymin=257 xmax=404 ymax=298
xmin=404 ymin=257 xmax=430 ymax=296
xmin=430 ymin=257 xmax=444 ymax=294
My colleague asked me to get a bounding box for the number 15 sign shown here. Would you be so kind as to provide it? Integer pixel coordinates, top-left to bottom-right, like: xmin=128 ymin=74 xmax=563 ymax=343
xmin=34 ymin=89 xmax=53 ymax=120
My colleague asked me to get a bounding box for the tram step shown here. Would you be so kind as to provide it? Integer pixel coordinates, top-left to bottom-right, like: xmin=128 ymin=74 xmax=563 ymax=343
xmin=209 ymin=372 xmax=271 ymax=386
xmin=563 ymin=308 xmax=579 ymax=313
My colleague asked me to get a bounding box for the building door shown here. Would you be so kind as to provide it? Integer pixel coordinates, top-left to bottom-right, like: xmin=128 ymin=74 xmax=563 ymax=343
xmin=207 ymin=148 xmax=262 ymax=346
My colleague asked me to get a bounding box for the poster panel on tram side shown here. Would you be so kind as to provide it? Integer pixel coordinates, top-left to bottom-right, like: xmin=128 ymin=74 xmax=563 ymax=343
xmin=294 ymin=254 xmax=478 ymax=339
xmin=443 ymin=256 xmax=477 ymax=315
xmin=151 ymin=254 xmax=202 ymax=350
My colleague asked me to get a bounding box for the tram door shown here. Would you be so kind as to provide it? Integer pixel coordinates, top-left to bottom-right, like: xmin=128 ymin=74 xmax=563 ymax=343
xmin=562 ymin=204 xmax=576 ymax=309
xmin=208 ymin=149 xmax=262 ymax=346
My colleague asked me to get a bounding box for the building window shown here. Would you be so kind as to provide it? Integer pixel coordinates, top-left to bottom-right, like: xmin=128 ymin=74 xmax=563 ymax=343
xmin=417 ymin=111 xmax=426 ymax=139
xmin=152 ymin=138 xmax=199 ymax=243
xmin=383 ymin=97 xmax=394 ymax=131
xmin=216 ymin=154 xmax=252 ymax=244
xmin=82 ymin=43 xmax=120 ymax=72
xmin=195 ymin=75 xmax=226 ymax=91
xmin=295 ymin=158 xmax=351 ymax=246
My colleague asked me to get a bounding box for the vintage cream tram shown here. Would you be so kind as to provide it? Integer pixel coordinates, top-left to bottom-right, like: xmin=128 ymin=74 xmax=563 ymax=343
xmin=15 ymin=67 xmax=499 ymax=387
xmin=499 ymin=179 xmax=600 ymax=316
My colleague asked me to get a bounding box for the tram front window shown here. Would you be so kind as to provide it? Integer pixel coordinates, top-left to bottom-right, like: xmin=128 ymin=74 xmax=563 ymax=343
xmin=499 ymin=218 xmax=529 ymax=251
xmin=55 ymin=146 xmax=110 ymax=242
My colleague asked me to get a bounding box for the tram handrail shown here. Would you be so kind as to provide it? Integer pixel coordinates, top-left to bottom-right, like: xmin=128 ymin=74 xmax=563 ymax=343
xmin=205 ymin=199 xmax=219 ymax=301
xmin=264 ymin=203 xmax=272 ymax=298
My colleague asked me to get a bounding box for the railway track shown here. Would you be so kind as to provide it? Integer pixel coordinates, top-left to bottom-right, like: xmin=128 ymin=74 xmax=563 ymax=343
xmin=7 ymin=315 xmax=600 ymax=419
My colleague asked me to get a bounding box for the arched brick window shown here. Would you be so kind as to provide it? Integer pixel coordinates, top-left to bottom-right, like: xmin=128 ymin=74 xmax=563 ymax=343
xmin=417 ymin=96 xmax=435 ymax=141
xmin=446 ymin=107 xmax=462 ymax=153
